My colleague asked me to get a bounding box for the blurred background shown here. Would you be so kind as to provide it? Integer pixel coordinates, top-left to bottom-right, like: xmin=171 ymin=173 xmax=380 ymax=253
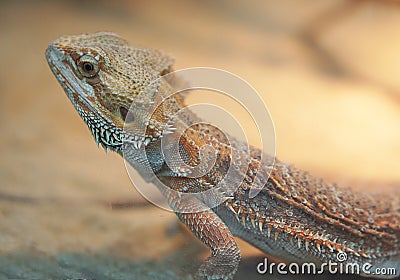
xmin=0 ymin=0 xmax=399 ymax=279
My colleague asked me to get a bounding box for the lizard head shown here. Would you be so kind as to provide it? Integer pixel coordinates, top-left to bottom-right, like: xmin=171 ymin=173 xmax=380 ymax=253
xmin=46 ymin=32 xmax=175 ymax=153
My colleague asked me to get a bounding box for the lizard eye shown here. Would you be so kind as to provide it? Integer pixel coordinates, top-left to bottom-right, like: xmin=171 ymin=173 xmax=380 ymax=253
xmin=77 ymin=54 xmax=99 ymax=77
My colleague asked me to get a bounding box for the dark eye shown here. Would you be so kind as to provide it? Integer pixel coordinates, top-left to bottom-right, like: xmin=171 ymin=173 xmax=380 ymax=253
xmin=78 ymin=54 xmax=99 ymax=77
xmin=83 ymin=62 xmax=94 ymax=73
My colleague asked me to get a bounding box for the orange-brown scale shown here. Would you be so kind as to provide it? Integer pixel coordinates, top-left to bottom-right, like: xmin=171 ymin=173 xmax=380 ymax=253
xmin=225 ymin=198 xmax=380 ymax=259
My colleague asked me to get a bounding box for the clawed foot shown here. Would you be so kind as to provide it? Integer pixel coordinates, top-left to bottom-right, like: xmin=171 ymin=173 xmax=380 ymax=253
xmin=195 ymin=254 xmax=240 ymax=280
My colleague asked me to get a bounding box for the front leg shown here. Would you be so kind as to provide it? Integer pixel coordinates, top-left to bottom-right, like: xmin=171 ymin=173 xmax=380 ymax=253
xmin=177 ymin=208 xmax=240 ymax=280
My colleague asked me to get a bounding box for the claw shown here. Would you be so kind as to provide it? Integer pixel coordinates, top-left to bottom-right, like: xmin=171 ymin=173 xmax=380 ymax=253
xmin=227 ymin=204 xmax=237 ymax=215
xmin=274 ymin=230 xmax=280 ymax=241
xmin=316 ymin=243 xmax=321 ymax=253
xmin=298 ymin=238 xmax=302 ymax=249
xmin=250 ymin=218 xmax=256 ymax=228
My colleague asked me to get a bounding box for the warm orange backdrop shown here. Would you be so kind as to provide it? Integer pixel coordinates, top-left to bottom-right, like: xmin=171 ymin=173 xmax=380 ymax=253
xmin=0 ymin=1 xmax=399 ymax=279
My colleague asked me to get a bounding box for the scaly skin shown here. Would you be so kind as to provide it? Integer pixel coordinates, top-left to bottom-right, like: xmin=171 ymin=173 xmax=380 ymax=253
xmin=46 ymin=32 xmax=399 ymax=279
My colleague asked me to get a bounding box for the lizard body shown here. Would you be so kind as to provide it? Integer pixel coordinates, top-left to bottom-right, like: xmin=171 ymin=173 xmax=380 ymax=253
xmin=46 ymin=32 xmax=399 ymax=279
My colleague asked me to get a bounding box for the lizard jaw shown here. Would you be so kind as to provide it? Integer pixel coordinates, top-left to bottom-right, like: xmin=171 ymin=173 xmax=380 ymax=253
xmin=46 ymin=44 xmax=123 ymax=152
xmin=47 ymin=43 xmax=162 ymax=152
xmin=46 ymin=44 xmax=95 ymax=109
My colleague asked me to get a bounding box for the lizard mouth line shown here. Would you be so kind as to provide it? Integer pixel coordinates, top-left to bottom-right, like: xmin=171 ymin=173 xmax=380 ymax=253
xmin=46 ymin=45 xmax=95 ymax=112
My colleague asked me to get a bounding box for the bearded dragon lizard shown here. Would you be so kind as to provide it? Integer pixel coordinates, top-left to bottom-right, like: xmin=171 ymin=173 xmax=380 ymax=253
xmin=46 ymin=32 xmax=399 ymax=280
